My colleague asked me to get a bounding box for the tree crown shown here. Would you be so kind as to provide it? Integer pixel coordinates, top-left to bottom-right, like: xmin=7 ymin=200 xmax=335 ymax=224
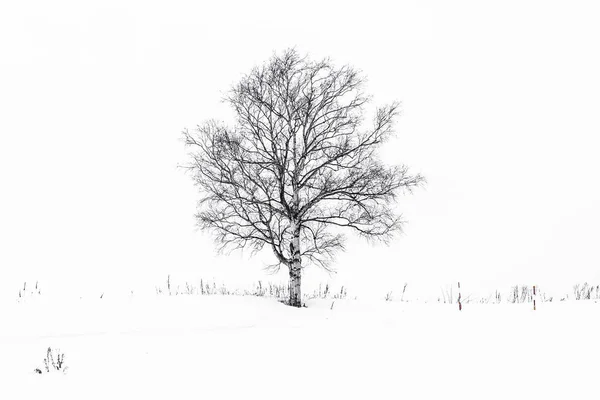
xmin=183 ymin=49 xmax=424 ymax=271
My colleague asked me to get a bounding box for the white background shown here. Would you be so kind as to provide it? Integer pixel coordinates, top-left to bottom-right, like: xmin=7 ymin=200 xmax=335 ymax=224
xmin=1 ymin=0 xmax=599 ymax=301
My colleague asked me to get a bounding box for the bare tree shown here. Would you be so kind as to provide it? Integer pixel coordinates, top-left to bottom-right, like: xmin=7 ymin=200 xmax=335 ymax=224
xmin=182 ymin=49 xmax=424 ymax=307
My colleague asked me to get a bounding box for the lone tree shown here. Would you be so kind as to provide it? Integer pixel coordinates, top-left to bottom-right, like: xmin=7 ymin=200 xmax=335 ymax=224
xmin=182 ymin=49 xmax=424 ymax=307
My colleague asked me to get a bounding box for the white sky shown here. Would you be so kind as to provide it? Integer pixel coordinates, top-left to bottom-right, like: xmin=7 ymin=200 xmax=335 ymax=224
xmin=1 ymin=0 xmax=599 ymax=300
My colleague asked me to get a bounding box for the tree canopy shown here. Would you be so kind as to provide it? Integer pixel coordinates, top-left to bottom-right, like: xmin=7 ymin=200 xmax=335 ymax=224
xmin=183 ymin=49 xmax=424 ymax=305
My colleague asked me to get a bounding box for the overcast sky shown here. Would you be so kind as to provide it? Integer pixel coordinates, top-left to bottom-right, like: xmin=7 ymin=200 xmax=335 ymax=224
xmin=1 ymin=0 xmax=599 ymax=301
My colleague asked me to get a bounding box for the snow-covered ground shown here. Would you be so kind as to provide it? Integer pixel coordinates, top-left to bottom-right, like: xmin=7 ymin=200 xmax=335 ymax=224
xmin=2 ymin=293 xmax=598 ymax=399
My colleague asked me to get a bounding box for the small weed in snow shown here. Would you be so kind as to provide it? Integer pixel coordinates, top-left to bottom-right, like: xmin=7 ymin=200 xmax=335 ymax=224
xmin=573 ymin=283 xmax=600 ymax=300
xmin=34 ymin=347 xmax=67 ymax=375
xmin=17 ymin=281 xmax=41 ymax=302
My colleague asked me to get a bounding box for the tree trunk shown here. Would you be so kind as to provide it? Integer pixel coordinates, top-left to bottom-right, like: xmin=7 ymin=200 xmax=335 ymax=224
xmin=289 ymin=225 xmax=302 ymax=307
xmin=289 ymin=262 xmax=301 ymax=307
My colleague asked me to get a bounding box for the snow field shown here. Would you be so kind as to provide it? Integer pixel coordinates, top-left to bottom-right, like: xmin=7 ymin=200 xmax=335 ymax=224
xmin=1 ymin=296 xmax=598 ymax=399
